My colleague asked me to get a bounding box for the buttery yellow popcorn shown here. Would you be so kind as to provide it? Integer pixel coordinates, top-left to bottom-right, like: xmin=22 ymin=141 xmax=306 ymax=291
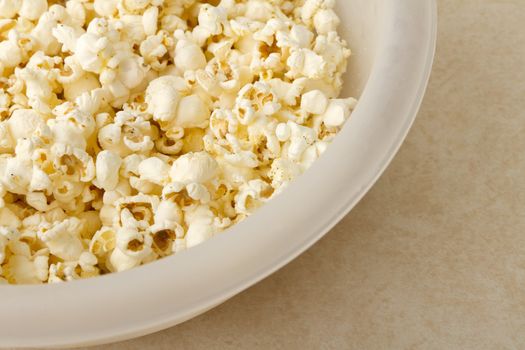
xmin=0 ymin=0 xmax=356 ymax=284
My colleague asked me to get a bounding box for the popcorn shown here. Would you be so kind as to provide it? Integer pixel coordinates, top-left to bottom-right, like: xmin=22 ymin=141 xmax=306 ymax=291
xmin=154 ymin=199 xmax=183 ymax=225
xmin=275 ymin=122 xmax=291 ymax=142
xmin=114 ymin=227 xmax=152 ymax=259
xmin=94 ymin=0 xmax=118 ymax=17
xmin=234 ymin=179 xmax=272 ymax=214
xmin=138 ymin=156 xmax=170 ymax=185
xmin=26 ymin=192 xmax=50 ymax=211
xmin=62 ymin=74 xmax=101 ymax=102
xmin=140 ymin=34 xmax=168 ymax=70
xmin=2 ymin=157 xmax=32 ymax=195
xmin=0 ymin=39 xmax=23 ymax=69
xmin=175 ymin=94 xmax=210 ymax=128
xmin=95 ymin=150 xmax=122 ymax=191
xmin=184 ymin=205 xmax=216 ymax=248
xmin=37 ymin=218 xmax=84 ymax=261
xmin=287 ymin=49 xmax=327 ymax=79
xmin=0 ymin=0 xmax=355 ymax=284
xmin=145 ymin=75 xmax=185 ymax=123
xmin=301 ymin=89 xmax=328 ymax=115
xmin=7 ymin=109 xmax=46 ymax=140
xmin=65 ymin=0 xmax=86 ymax=28
xmin=174 ymin=39 xmax=207 ymax=72
xmin=322 ymin=98 xmax=358 ymax=128
xmin=3 ymin=254 xmax=46 ymax=284
xmin=313 ymin=9 xmax=340 ymax=34
xmin=19 ymin=0 xmax=48 ymax=21
xmin=197 ymin=4 xmax=228 ymax=37
xmin=268 ymin=157 xmax=302 ymax=189
xmin=0 ymin=0 xmax=21 ymax=19
xmin=287 ymin=121 xmax=317 ymax=161
xmin=89 ymin=227 xmax=116 ymax=257
xmin=0 ymin=207 xmax=21 ymax=229
xmin=142 ymin=7 xmax=159 ymax=36
xmin=169 ymin=152 xmax=218 ymax=185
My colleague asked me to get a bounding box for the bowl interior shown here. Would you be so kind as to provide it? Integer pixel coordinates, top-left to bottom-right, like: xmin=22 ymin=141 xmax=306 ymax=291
xmin=339 ymin=0 xmax=382 ymax=97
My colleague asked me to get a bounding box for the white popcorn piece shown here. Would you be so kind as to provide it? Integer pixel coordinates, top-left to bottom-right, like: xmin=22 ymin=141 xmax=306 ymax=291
xmin=290 ymin=25 xmax=315 ymax=48
xmin=52 ymin=179 xmax=83 ymax=203
xmin=19 ymin=0 xmax=48 ymax=21
xmin=154 ymin=199 xmax=183 ymax=226
xmin=77 ymin=211 xmax=102 ymax=239
xmin=269 ymin=158 xmax=302 ymax=190
xmin=2 ymin=157 xmax=32 ymax=195
xmin=170 ymin=152 xmax=218 ymax=185
xmin=275 ymin=122 xmax=291 ymax=142
xmin=174 ymin=39 xmax=207 ymax=72
xmin=37 ymin=218 xmax=84 ymax=261
xmin=108 ymin=245 xmax=140 ymax=272
xmin=120 ymin=15 xmax=147 ymax=45
xmin=145 ymin=75 xmax=186 ymax=123
xmin=89 ymin=227 xmax=116 ymax=256
xmin=74 ymin=33 xmax=107 ymax=73
xmin=287 ymin=49 xmax=327 ymax=79
xmin=244 ymin=0 xmax=273 ymax=21
xmin=287 ymin=121 xmax=318 ymax=161
xmin=184 ymin=205 xmax=216 ymax=248
xmin=0 ymin=39 xmax=23 ymax=68
xmin=65 ymin=0 xmax=86 ymax=27
xmin=30 ymin=22 xmax=57 ymax=56
xmin=121 ymin=154 xmax=145 ymax=178
xmin=7 ymin=109 xmax=45 ymax=140
xmin=120 ymin=0 xmax=151 ymax=13
xmin=313 ymin=9 xmax=340 ymax=35
xmin=185 ymin=223 xmax=214 ymax=249
xmin=0 ymin=0 xmax=22 ymax=19
xmin=93 ymin=0 xmax=117 ymax=17
xmin=322 ymin=98 xmax=358 ymax=128
xmin=109 ymin=226 xmax=153 ymax=272
xmin=142 ymin=6 xmax=159 ymax=36
xmin=95 ymin=150 xmax=122 ymax=191
xmin=117 ymin=56 xmax=148 ymax=90
xmin=26 ymin=192 xmax=50 ymax=211
xmin=98 ymin=123 xmax=128 ymax=154
xmin=115 ymin=227 xmax=152 ymax=259
xmin=63 ymin=73 xmax=101 ymax=102
xmin=138 ymin=157 xmax=170 ymax=185
xmin=29 ymin=166 xmax=52 ymax=192
xmin=301 ymin=89 xmax=328 ymax=115
xmin=53 ymin=24 xmax=84 ymax=53
xmin=140 ymin=34 xmax=168 ymax=70
xmin=175 ymin=94 xmax=210 ymax=128
xmin=0 ymin=207 xmax=21 ymax=229
xmin=3 ymin=255 xmax=44 ymax=284
xmin=197 ymin=4 xmax=227 ymax=37
xmin=115 ymin=194 xmax=159 ymax=227
xmin=78 ymin=251 xmax=98 ymax=272
xmin=149 ymin=221 xmax=181 ymax=254
xmin=234 ymin=179 xmax=271 ymax=215
xmin=186 ymin=183 xmax=211 ymax=203
xmin=0 ymin=123 xmax=14 ymax=153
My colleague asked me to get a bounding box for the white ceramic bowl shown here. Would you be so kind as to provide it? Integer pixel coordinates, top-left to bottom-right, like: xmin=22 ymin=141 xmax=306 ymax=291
xmin=0 ymin=1 xmax=437 ymax=348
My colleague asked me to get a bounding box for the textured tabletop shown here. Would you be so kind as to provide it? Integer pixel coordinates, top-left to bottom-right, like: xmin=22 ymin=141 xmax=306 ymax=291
xmin=68 ymin=1 xmax=525 ymax=349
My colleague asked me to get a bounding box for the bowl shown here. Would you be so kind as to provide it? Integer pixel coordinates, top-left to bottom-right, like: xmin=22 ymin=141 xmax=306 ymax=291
xmin=0 ymin=1 xmax=437 ymax=347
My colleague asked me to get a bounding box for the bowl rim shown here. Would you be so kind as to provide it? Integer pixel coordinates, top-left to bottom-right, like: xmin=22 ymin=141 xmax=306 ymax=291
xmin=0 ymin=1 xmax=437 ymax=348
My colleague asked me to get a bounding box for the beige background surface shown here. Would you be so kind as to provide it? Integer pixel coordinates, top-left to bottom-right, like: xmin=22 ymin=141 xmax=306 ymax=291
xmin=21 ymin=1 xmax=525 ymax=349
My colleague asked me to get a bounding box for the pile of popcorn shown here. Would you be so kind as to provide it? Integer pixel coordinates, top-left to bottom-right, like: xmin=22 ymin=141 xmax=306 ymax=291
xmin=0 ymin=0 xmax=356 ymax=284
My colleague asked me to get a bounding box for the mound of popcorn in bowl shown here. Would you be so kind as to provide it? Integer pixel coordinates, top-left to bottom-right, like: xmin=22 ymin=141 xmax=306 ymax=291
xmin=0 ymin=0 xmax=356 ymax=284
